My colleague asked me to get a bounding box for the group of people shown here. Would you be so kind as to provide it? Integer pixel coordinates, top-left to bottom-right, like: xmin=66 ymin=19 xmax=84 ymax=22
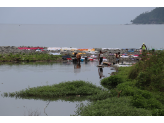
xmin=74 ymin=43 xmax=148 ymax=77
xmin=98 ymin=50 xmax=120 ymax=65
xmin=74 ymin=43 xmax=148 ymax=65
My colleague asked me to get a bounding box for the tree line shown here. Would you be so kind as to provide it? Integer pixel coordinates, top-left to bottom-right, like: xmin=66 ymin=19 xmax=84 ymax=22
xmin=131 ymin=7 xmax=164 ymax=24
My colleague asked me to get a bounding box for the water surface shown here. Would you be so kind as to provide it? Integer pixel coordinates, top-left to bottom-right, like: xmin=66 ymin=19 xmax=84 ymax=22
xmin=0 ymin=24 xmax=164 ymax=49
xmin=0 ymin=61 xmax=114 ymax=116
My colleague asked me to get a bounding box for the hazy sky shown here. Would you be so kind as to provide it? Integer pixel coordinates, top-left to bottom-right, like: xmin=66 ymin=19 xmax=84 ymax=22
xmin=0 ymin=7 xmax=156 ymax=24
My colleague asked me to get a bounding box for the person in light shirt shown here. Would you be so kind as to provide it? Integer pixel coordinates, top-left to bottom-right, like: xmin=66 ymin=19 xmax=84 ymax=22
xmin=98 ymin=50 xmax=107 ymax=65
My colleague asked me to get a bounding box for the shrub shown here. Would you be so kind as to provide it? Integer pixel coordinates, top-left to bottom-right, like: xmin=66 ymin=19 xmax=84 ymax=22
xmin=73 ymin=97 xmax=152 ymax=116
xmin=128 ymin=50 xmax=164 ymax=91
xmin=152 ymin=109 xmax=164 ymax=116
xmin=88 ymin=90 xmax=111 ymax=101
xmin=131 ymin=94 xmax=163 ymax=110
xmin=101 ymin=75 xmax=123 ymax=89
xmin=136 ymin=71 xmax=151 ymax=89
xmin=116 ymin=81 xmax=138 ymax=97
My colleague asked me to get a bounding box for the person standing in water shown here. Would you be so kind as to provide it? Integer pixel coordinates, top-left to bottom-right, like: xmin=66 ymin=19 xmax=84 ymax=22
xmin=99 ymin=50 xmax=107 ymax=65
xmin=76 ymin=53 xmax=81 ymax=64
xmin=115 ymin=52 xmax=120 ymax=64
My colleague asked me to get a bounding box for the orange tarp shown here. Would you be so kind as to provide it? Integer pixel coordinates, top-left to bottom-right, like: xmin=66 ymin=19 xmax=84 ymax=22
xmin=77 ymin=48 xmax=95 ymax=51
xmin=78 ymin=49 xmax=88 ymax=51
xmin=72 ymin=53 xmax=86 ymax=55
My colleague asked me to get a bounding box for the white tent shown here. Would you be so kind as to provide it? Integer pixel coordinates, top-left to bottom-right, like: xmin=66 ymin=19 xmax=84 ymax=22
xmin=61 ymin=47 xmax=77 ymax=51
xmin=47 ymin=47 xmax=61 ymax=51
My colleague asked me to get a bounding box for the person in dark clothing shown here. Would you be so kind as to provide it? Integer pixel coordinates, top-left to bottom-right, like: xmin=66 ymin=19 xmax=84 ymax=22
xmin=76 ymin=53 xmax=81 ymax=64
xmin=98 ymin=68 xmax=104 ymax=79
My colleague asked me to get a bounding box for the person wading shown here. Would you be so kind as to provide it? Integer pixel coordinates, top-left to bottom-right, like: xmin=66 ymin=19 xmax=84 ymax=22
xmin=115 ymin=52 xmax=120 ymax=64
xmin=99 ymin=50 xmax=107 ymax=65
xmin=76 ymin=53 xmax=81 ymax=64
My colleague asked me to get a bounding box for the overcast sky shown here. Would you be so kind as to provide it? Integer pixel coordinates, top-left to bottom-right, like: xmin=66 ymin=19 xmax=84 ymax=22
xmin=0 ymin=7 xmax=156 ymax=24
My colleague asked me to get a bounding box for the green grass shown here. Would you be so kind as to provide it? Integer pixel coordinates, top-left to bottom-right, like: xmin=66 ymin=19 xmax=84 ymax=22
xmin=73 ymin=96 xmax=152 ymax=116
xmin=0 ymin=52 xmax=62 ymax=62
xmin=3 ymin=80 xmax=103 ymax=98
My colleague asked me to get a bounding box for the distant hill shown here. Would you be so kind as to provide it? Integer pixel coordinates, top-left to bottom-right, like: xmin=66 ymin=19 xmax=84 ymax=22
xmin=131 ymin=7 xmax=164 ymax=24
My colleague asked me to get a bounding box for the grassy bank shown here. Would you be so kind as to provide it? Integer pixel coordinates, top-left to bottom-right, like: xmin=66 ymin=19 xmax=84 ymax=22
xmin=0 ymin=52 xmax=62 ymax=62
xmin=73 ymin=50 xmax=164 ymax=116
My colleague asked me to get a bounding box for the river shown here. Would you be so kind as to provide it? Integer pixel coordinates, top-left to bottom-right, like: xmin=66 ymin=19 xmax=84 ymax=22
xmin=0 ymin=24 xmax=164 ymax=49
xmin=0 ymin=61 xmax=115 ymax=116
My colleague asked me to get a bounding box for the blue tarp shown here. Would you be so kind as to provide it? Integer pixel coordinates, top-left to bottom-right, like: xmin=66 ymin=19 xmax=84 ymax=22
xmin=62 ymin=55 xmax=71 ymax=60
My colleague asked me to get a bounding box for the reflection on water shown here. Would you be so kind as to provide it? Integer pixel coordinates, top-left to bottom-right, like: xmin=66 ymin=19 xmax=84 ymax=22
xmin=98 ymin=67 xmax=105 ymax=79
xmin=0 ymin=61 xmax=114 ymax=116
xmin=74 ymin=62 xmax=81 ymax=73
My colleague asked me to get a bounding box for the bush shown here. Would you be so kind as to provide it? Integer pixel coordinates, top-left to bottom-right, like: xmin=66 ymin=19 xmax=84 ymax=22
xmin=128 ymin=50 xmax=164 ymax=91
xmin=74 ymin=97 xmax=152 ymax=116
xmin=116 ymin=81 xmax=138 ymax=97
xmin=136 ymin=71 xmax=151 ymax=89
xmin=101 ymin=75 xmax=123 ymax=89
xmin=88 ymin=90 xmax=111 ymax=101
xmin=152 ymin=109 xmax=164 ymax=116
xmin=132 ymin=94 xmax=163 ymax=110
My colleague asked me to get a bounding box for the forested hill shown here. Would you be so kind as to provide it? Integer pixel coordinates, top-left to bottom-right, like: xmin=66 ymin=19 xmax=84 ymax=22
xmin=131 ymin=7 xmax=164 ymax=24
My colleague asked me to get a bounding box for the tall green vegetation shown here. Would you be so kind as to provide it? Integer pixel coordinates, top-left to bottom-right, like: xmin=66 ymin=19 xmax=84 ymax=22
xmin=131 ymin=7 xmax=164 ymax=24
xmin=128 ymin=50 xmax=164 ymax=92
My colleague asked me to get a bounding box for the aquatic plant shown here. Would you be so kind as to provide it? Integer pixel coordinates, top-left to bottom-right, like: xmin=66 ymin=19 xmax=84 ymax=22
xmin=3 ymin=81 xmax=103 ymax=99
